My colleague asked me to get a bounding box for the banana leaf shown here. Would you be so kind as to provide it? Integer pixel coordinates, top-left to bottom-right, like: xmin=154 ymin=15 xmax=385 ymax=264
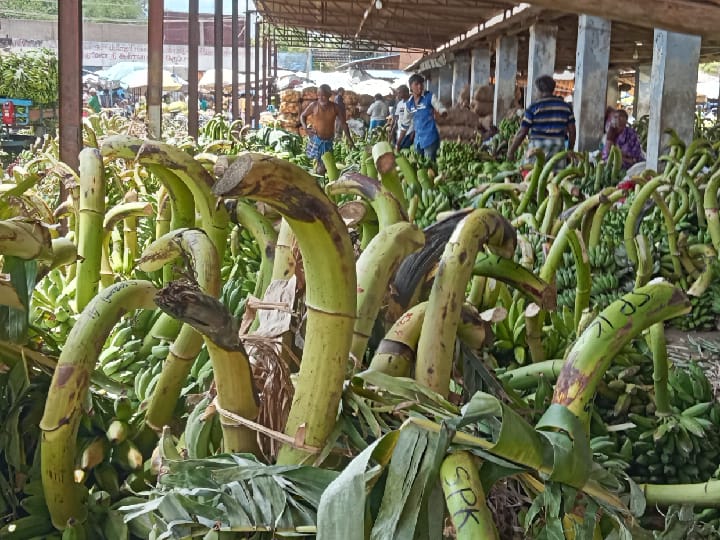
xmin=0 ymin=256 xmax=36 ymax=343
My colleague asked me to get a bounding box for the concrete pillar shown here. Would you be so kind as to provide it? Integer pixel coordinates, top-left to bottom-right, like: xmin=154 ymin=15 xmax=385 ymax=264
xmin=526 ymin=23 xmax=557 ymax=107
xmin=438 ymin=64 xmax=454 ymax=107
xmin=636 ymin=64 xmax=652 ymax=118
xmin=471 ymin=47 xmax=491 ymax=101
xmin=646 ymin=30 xmax=701 ymax=170
xmin=573 ymin=15 xmax=611 ymax=151
xmin=606 ymin=68 xmax=620 ymax=108
xmin=452 ymin=52 xmax=471 ymax=106
xmin=493 ymin=35 xmax=518 ymax=123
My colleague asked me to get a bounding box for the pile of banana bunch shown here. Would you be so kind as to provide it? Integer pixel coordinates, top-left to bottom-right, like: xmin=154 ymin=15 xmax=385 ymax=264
xmin=403 ymin=169 xmax=453 ymax=229
xmin=596 ymin=353 xmax=720 ymax=486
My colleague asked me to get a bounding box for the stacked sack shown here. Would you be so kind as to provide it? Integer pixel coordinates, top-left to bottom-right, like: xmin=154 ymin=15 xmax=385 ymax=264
xmin=343 ymin=90 xmax=359 ymax=119
xmin=278 ymin=89 xmax=301 ymax=133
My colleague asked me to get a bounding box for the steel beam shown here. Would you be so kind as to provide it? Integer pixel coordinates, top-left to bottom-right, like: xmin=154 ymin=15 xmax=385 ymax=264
xmin=214 ymin=0 xmax=224 ymax=114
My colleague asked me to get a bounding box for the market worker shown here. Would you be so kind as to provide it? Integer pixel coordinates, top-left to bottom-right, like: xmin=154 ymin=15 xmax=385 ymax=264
xmin=301 ymin=84 xmax=354 ymax=174
xmin=390 ymin=84 xmax=414 ymax=150
xmin=603 ymin=109 xmax=644 ymax=169
xmin=367 ymin=94 xmax=389 ymax=132
xmin=334 ymin=87 xmax=347 ymax=137
xmin=507 ymin=75 xmax=576 ymax=165
xmin=88 ymin=88 xmax=102 ymax=114
xmin=397 ymin=74 xmax=447 ymax=161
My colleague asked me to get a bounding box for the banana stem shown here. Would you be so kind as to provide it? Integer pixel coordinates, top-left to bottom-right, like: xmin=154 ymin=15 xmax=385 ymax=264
xmin=642 ymin=481 xmax=720 ymax=507
xmin=472 ymin=253 xmax=556 ymax=310
xmin=351 ymin=222 xmax=425 ymax=362
xmin=233 ymin=200 xmax=278 ymax=299
xmin=366 ymin=302 xmax=427 ymax=377
xmin=416 ymin=209 xmax=516 ymax=396
xmin=634 ymin=234 xmax=654 ymax=289
xmin=567 ymin=229 xmax=591 ymax=331
xmin=271 ymin=219 xmax=297 ymax=281
xmin=321 ymin=151 xmax=339 ymax=181
xmin=703 ymin=168 xmax=720 ymax=253
xmin=649 ymin=322 xmax=671 ymax=416
xmin=588 ymin=201 xmax=612 ymax=251
xmin=517 ymin=154 xmax=545 ymax=215
xmin=215 ymin=153 xmax=356 ymax=465
xmin=75 ymin=148 xmax=106 ymax=311
xmin=544 ymin=281 xmax=690 ymax=431
xmin=624 ymin=177 xmax=665 ymax=268
xmin=440 ymin=452 xmax=499 ymax=540
xmin=499 ymin=359 xmax=565 ymax=390
xmin=40 ymin=280 xmax=157 ymax=529
xmin=327 ymin=172 xmax=407 ymax=229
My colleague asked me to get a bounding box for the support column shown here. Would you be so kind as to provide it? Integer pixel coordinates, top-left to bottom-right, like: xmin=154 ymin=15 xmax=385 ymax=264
xmin=438 ymin=64 xmax=453 ymax=106
xmin=470 ymin=46 xmax=491 ymax=98
xmin=573 ymin=15 xmax=611 ymax=151
xmin=244 ymin=3 xmax=252 ymax=125
xmin=606 ymin=68 xmax=620 ymax=108
xmin=188 ymin=0 xmax=199 ymax=139
xmin=58 ymin=0 xmax=81 ymax=176
xmin=452 ymin=51 xmax=470 ymax=106
xmin=646 ymin=30 xmax=701 ymax=170
xmin=231 ymin=0 xmax=239 ymax=121
xmin=636 ymin=64 xmax=652 ymax=118
xmin=147 ymin=0 xmax=164 ymax=139
xmin=526 ymin=23 xmax=557 ymax=107
xmin=214 ymin=0 xmax=223 ymax=114
xmin=493 ymin=35 xmax=518 ymax=123
xmin=426 ymin=69 xmax=438 ymax=95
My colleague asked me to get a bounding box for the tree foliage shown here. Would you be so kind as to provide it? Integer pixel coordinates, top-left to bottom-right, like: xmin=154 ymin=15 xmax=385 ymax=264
xmin=0 ymin=0 xmax=147 ymax=20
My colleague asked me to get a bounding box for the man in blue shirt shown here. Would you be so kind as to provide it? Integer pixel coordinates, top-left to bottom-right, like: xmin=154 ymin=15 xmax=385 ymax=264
xmin=507 ymin=75 xmax=575 ymax=165
xmin=396 ymin=74 xmax=447 ymax=161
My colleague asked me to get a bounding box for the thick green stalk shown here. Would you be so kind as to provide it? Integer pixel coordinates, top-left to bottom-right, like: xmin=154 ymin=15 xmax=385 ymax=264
xmin=642 ymin=481 xmax=720 ymax=507
xmin=416 ymin=209 xmax=516 ymax=396
xmin=545 ymin=282 xmax=690 ymax=431
xmin=327 ymin=172 xmax=407 ymax=229
xmin=40 ymin=280 xmax=158 ymax=529
xmin=154 ymin=280 xmax=259 ymax=454
xmin=567 ymin=229 xmax=590 ymax=331
xmin=588 ymin=200 xmax=612 ymax=251
xmin=440 ymin=452 xmax=499 ymax=540
xmin=634 ymin=234 xmax=654 ymax=289
xmin=234 ymin=200 xmax=278 ymax=299
xmin=0 ymin=220 xmax=52 ymax=260
xmin=472 ymin=252 xmax=556 ymax=310
xmin=536 ymin=151 xmax=569 ymax=204
xmin=321 ymin=151 xmax=339 ymax=181
xmin=540 ymin=183 xmax=561 ymax=237
xmin=155 ymin=191 xmax=172 ymax=282
xmin=517 ymin=154 xmax=545 ymax=215
xmin=396 ymin=155 xmax=418 ymax=189
xmin=703 ymin=168 xmax=720 ymax=253
xmin=75 ymin=148 xmax=106 ymax=311
xmin=351 ymin=222 xmax=425 ymax=361
xmin=371 ymin=141 xmax=407 ymax=206
xmin=215 ymin=153 xmax=356 ymax=465
xmin=687 ymin=244 xmax=717 ymax=297
xmin=624 ymin=177 xmax=665 ymax=268
xmin=137 ymin=140 xmax=229 ymax=260
xmin=649 ymin=322 xmax=671 ymax=416
xmin=271 ymin=219 xmax=296 ymax=281
xmin=499 ymin=359 xmax=565 ymax=390
xmin=100 ymin=201 xmax=153 ymax=288
xmin=366 ymin=302 xmax=427 ymax=377
xmin=476 ymin=184 xmax=522 ymax=209
xmin=138 ymin=229 xmax=221 ymax=432
xmin=122 ymin=190 xmax=140 ymax=274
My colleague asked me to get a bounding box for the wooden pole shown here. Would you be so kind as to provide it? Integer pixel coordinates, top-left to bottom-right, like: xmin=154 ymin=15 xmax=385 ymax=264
xmin=214 ymin=0 xmax=224 ymax=114
xmin=147 ymin=0 xmax=164 ymax=139
xmin=254 ymin=18 xmax=261 ymax=126
xmin=58 ymin=0 xmax=82 ymax=175
xmin=232 ymin=0 xmax=240 ymax=121
xmin=245 ymin=3 xmax=252 ymax=125
xmin=188 ymin=0 xmax=199 ymax=139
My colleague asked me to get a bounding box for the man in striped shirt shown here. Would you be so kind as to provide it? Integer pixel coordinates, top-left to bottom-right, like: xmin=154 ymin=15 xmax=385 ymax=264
xmin=507 ymin=75 xmax=576 ymax=166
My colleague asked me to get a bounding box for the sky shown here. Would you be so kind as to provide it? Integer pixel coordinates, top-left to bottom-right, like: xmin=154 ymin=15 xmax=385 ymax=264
xmin=164 ymin=0 xmax=255 ymax=15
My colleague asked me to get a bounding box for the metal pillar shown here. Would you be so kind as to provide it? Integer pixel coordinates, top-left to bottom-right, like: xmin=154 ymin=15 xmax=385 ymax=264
xmin=253 ymin=19 xmax=261 ymax=126
xmin=58 ymin=0 xmax=82 ymax=178
xmin=470 ymin=46 xmax=491 ymax=99
xmin=493 ymin=35 xmax=518 ymax=124
xmin=245 ymin=4 xmax=252 ymax=125
xmin=147 ymin=0 xmax=164 ymax=139
xmin=262 ymin=34 xmax=269 ymax=110
xmin=232 ymin=0 xmax=239 ymax=121
xmin=633 ymin=66 xmax=640 ymax=119
xmin=573 ymin=15 xmax=611 ymax=151
xmin=188 ymin=0 xmax=199 ymax=139
xmin=646 ymin=30 xmax=702 ymax=170
xmin=452 ymin=51 xmax=471 ymax=106
xmin=438 ymin=64 xmax=453 ymax=106
xmin=526 ymin=23 xmax=557 ymax=107
xmin=214 ymin=0 xmax=223 ymax=114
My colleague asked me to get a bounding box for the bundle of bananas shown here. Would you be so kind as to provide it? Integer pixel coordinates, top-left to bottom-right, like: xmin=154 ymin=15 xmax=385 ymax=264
xmin=0 ymin=48 xmax=58 ymax=104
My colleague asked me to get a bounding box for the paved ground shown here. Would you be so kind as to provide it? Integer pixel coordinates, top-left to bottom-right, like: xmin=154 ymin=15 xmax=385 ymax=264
xmin=666 ymin=328 xmax=720 ymax=397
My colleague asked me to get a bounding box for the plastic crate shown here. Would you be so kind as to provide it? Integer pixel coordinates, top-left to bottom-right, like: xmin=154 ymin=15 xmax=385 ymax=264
xmin=0 ymin=97 xmax=33 ymax=126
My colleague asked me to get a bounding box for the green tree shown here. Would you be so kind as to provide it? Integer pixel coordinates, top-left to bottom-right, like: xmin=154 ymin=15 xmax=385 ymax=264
xmin=0 ymin=0 xmax=147 ymax=20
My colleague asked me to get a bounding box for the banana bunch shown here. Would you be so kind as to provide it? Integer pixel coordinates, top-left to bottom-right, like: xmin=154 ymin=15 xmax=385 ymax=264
xmin=541 ymin=307 xmax=576 ymax=360
xmin=199 ymin=115 xmax=243 ymax=148
xmin=98 ymin=310 xmax=159 ymax=385
xmin=31 ymin=267 xmax=76 ymax=344
xmin=672 ymin=291 xmax=716 ymax=331
xmin=182 ymin=394 xmax=222 ymax=459
xmin=0 ymin=48 xmax=58 ymax=104
xmin=493 ymin=299 xmax=529 ymax=365
xmin=133 ymin=349 xmax=166 ymax=404
xmin=0 ymin=479 xmax=56 ymax=539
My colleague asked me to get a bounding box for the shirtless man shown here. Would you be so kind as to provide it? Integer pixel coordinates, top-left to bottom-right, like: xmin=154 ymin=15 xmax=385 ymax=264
xmin=300 ymin=84 xmax=354 ymax=174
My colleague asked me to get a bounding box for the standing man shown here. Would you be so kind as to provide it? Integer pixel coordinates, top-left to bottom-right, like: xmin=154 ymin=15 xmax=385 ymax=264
xmin=300 ymin=84 xmax=354 ymax=174
xmin=390 ymin=85 xmax=413 ymax=150
xmin=334 ymin=87 xmax=347 ymax=138
xmin=397 ymin=74 xmax=447 ymax=161
xmin=507 ymin=75 xmax=575 ymax=164
xmin=367 ymin=94 xmax=389 ymax=133
xmin=87 ymin=88 xmax=102 ymax=114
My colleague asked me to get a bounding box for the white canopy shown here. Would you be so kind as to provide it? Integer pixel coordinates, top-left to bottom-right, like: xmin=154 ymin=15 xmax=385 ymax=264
xmin=120 ymin=69 xmax=187 ymax=91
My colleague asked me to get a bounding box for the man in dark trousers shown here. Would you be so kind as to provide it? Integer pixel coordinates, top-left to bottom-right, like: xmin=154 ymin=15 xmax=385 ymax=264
xmin=507 ymin=75 xmax=575 ymax=166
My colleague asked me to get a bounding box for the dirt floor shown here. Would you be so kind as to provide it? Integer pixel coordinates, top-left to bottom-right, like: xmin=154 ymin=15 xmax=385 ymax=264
xmin=666 ymin=328 xmax=720 ymax=397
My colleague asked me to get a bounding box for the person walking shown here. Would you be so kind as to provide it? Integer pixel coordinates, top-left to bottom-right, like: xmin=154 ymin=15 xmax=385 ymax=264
xmin=506 ymin=75 xmax=575 ymax=165
xmin=396 ymin=74 xmax=447 ymax=161
xmin=300 ymin=84 xmax=354 ymax=174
